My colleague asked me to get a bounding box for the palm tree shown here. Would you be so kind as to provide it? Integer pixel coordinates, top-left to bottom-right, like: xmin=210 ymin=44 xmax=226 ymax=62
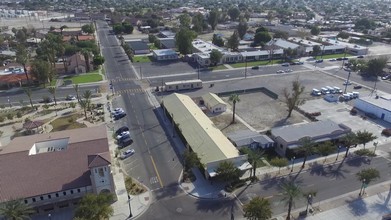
xmin=74 ymin=193 xmax=114 ymax=220
xmin=83 ymin=90 xmax=92 ymax=113
xmin=79 ymin=100 xmax=88 ymax=119
xmin=48 ymin=86 xmax=57 ymax=105
xmin=73 ymin=84 xmax=80 ymax=103
xmin=81 ymin=48 xmax=91 ymax=72
xmin=243 ymin=196 xmax=272 ymax=220
xmin=356 ymin=130 xmax=377 ymax=149
xmin=16 ymin=45 xmax=30 ymax=85
xmin=23 ymin=88 xmax=34 ymax=109
xmin=341 ymin=132 xmax=358 ymax=158
xmin=215 ymin=161 xmax=240 ymax=185
xmin=0 ymin=199 xmax=35 ymax=220
xmin=298 ymin=137 xmax=315 ymax=169
xmin=229 ymin=94 xmax=240 ymax=124
xmin=280 ymin=181 xmax=302 ymax=220
xmin=245 ymin=148 xmax=264 ymax=178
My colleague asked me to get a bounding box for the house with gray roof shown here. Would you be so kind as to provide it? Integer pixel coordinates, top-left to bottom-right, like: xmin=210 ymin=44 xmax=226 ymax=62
xmin=271 ymin=120 xmax=351 ymax=157
xmin=227 ymin=130 xmax=274 ymax=149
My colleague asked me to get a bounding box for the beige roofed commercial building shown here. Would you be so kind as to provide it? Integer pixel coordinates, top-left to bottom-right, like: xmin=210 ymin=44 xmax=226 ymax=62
xmin=202 ymin=92 xmax=227 ymax=113
xmin=162 ymin=93 xmax=250 ymax=178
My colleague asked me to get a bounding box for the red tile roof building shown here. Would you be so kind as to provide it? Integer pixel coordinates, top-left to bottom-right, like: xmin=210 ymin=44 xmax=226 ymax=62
xmin=0 ymin=126 xmax=115 ymax=213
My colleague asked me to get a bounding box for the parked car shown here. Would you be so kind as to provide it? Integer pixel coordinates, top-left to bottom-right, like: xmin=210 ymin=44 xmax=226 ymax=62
xmin=381 ymin=75 xmax=390 ymax=80
xmin=276 ymin=70 xmax=285 ymax=73
xmin=357 ymin=55 xmax=364 ymax=58
xmin=336 ymin=58 xmax=343 ymax=61
xmin=113 ymin=108 xmax=124 ymax=113
xmin=120 ymin=149 xmax=135 ymax=160
xmin=329 ymin=58 xmax=337 ymax=61
xmin=281 ymin=63 xmax=290 ymax=67
xmin=117 ymin=131 xmax=130 ymax=140
xmin=113 ymin=112 xmax=127 ymax=120
xmin=118 ymin=137 xmax=133 ymax=148
xmin=251 ymin=66 xmax=259 ymax=70
xmin=40 ymin=97 xmax=53 ymax=103
xmin=353 ymin=85 xmax=362 ymax=89
xmin=66 ymin=95 xmax=76 ymax=101
xmin=315 ymin=59 xmax=323 ymax=63
xmin=115 ymin=126 xmax=129 ymax=135
xmin=285 ymin=69 xmax=293 ymax=72
xmin=342 ymin=57 xmax=349 ymax=61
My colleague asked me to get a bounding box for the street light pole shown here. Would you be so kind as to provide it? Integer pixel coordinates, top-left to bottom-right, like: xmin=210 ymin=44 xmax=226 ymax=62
xmin=48 ymin=214 xmax=51 ymax=220
xmin=344 ymin=70 xmax=351 ymax=94
xmin=373 ymin=142 xmax=378 ymax=154
xmin=336 ymin=146 xmax=341 ymax=161
xmin=359 ymin=179 xmax=366 ymax=196
xmin=244 ymin=57 xmax=247 ymax=78
xmin=290 ymin=156 xmax=295 ymax=172
xmin=127 ymin=194 xmax=133 ymax=218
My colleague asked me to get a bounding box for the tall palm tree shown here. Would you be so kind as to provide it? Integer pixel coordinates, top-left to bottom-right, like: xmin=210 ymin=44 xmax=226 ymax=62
xmin=83 ymin=90 xmax=92 ymax=113
xmin=243 ymin=196 xmax=272 ymax=220
xmin=79 ymin=99 xmax=88 ymax=119
xmin=298 ymin=137 xmax=315 ymax=169
xmin=16 ymin=45 xmax=30 ymax=85
xmin=0 ymin=199 xmax=35 ymax=220
xmin=48 ymin=86 xmax=57 ymax=105
xmin=356 ymin=130 xmax=377 ymax=149
xmin=73 ymin=84 xmax=80 ymax=103
xmin=23 ymin=88 xmax=34 ymax=109
xmin=74 ymin=193 xmax=114 ymax=220
xmin=81 ymin=48 xmax=91 ymax=72
xmin=229 ymin=94 xmax=240 ymax=124
xmin=280 ymin=181 xmax=302 ymax=220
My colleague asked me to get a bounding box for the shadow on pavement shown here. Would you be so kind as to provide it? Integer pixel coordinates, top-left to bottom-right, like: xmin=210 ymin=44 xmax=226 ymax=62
xmin=308 ymin=161 xmax=327 ymax=176
xmin=325 ymin=161 xmax=349 ymax=180
xmin=370 ymin=185 xmax=391 ymax=214
xmin=347 ymin=197 xmax=368 ymax=216
xmin=345 ymin=156 xmax=370 ymax=167
xmin=153 ymin=182 xmax=183 ymax=201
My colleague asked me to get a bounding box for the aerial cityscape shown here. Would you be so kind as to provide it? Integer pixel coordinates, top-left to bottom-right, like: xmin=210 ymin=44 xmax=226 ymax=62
xmin=0 ymin=0 xmax=390 ymax=220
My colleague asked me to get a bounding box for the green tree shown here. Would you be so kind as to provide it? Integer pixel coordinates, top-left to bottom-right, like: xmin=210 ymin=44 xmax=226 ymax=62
xmin=227 ymin=31 xmax=239 ymax=51
xmin=73 ymin=84 xmax=80 ymax=103
xmin=356 ymin=168 xmax=380 ymax=189
xmin=366 ymin=57 xmax=388 ymax=91
xmin=30 ymin=59 xmax=53 ymax=86
xmin=215 ymin=161 xmax=240 ymax=184
xmin=15 ymin=45 xmax=30 ymax=85
xmin=297 ymin=137 xmax=315 ymax=168
xmin=283 ymin=78 xmax=305 ymax=118
xmin=83 ymin=90 xmax=92 ymax=113
xmin=48 ymin=86 xmax=57 ymax=105
xmin=183 ymin=149 xmax=200 ymax=171
xmin=243 ymin=196 xmax=272 ymax=220
xmin=74 ymin=193 xmax=114 ymax=220
xmin=192 ymin=13 xmax=205 ymax=33
xmin=208 ymin=10 xmax=219 ymax=30
xmin=228 ymin=7 xmax=240 ymax=21
xmin=354 ymin=149 xmax=377 ymax=157
xmin=175 ymin=28 xmax=197 ymax=55
xmin=355 ymin=18 xmax=376 ymax=30
xmin=337 ymin=31 xmax=350 ymax=39
xmin=341 ymin=132 xmax=358 ymax=158
xmin=23 ymin=88 xmax=34 ymax=109
xmin=310 ymin=26 xmax=320 ymax=36
xmin=240 ymin=148 xmax=264 ymax=178
xmin=113 ymin=24 xmax=123 ymax=35
xmin=237 ymin=21 xmax=248 ymax=40
xmin=274 ymin=30 xmax=289 ymax=39
xmin=280 ymin=181 xmax=302 ymax=220
xmin=122 ymin=22 xmax=134 ymax=34
xmin=212 ymin=34 xmax=224 ymax=47
xmin=356 ymin=130 xmax=377 ymax=149
xmin=15 ymin=29 xmax=27 ymax=43
xmin=254 ymin=31 xmax=271 ymax=46
xmin=81 ymin=24 xmax=95 ymax=34
xmin=209 ymin=49 xmax=223 ymax=66
xmin=270 ymin=157 xmax=289 ymax=173
xmin=178 ymin=14 xmax=191 ymax=28
xmin=0 ymin=199 xmax=35 ymax=220
xmin=255 ymin=26 xmax=268 ymax=33
xmin=229 ymin=94 xmax=240 ymax=123
xmin=312 ymin=45 xmax=321 ymax=59
xmin=316 ymin=141 xmax=335 ymax=163
xmin=93 ymin=55 xmax=105 ymax=66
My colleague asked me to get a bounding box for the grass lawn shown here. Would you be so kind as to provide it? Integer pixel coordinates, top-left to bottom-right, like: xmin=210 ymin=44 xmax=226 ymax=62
xmin=149 ymin=44 xmax=158 ymax=50
xmin=50 ymin=114 xmax=87 ymax=132
xmin=49 ymin=79 xmax=57 ymax=87
xmin=64 ymin=73 xmax=102 ymax=84
xmin=209 ymin=65 xmax=228 ymax=71
xmin=133 ymin=55 xmax=152 ymax=63
xmin=230 ymin=59 xmax=283 ymax=68
xmin=316 ymin=53 xmax=350 ymax=59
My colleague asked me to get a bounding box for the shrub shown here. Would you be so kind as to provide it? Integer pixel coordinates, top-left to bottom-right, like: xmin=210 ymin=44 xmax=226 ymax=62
xmin=0 ymin=116 xmax=4 ymax=122
xmin=0 ymin=104 xmax=5 ymax=109
xmin=43 ymin=104 xmax=49 ymax=109
xmin=16 ymin=112 xmax=22 ymax=118
xmin=350 ymin=108 xmax=358 ymax=115
xmin=355 ymin=149 xmax=376 ymax=157
xmin=6 ymin=113 xmax=13 ymax=120
xmin=381 ymin=128 xmax=391 ymax=137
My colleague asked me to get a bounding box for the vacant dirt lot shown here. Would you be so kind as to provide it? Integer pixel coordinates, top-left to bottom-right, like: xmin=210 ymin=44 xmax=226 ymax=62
xmin=209 ymin=111 xmax=248 ymax=135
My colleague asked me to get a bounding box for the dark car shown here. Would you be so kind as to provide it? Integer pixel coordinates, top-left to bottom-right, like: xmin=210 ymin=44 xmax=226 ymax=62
xmin=39 ymin=96 xmax=53 ymax=103
xmin=336 ymin=58 xmax=343 ymax=61
xmin=357 ymin=55 xmax=364 ymax=58
xmin=354 ymin=85 xmax=362 ymax=89
xmin=118 ymin=137 xmax=133 ymax=148
xmin=315 ymin=59 xmax=323 ymax=63
xmin=115 ymin=126 xmax=129 ymax=135
xmin=251 ymin=66 xmax=259 ymax=70
xmin=342 ymin=57 xmax=349 ymax=61
xmin=113 ymin=112 xmax=126 ymax=120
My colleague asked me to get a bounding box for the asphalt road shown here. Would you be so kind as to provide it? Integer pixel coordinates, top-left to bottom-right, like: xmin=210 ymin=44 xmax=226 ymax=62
xmin=236 ymin=156 xmax=391 ymax=216
xmin=97 ymin=21 xmax=182 ymax=191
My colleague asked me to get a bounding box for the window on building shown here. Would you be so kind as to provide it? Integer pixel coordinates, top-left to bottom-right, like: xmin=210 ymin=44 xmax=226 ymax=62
xmin=104 ymin=167 xmax=107 ymax=172
xmin=56 ymin=193 xmax=59 ymax=197
xmin=32 ymin=198 xmax=36 ymax=202
xmin=71 ymin=190 xmax=74 ymax=194
xmin=77 ymin=189 xmax=81 ymax=193
xmin=48 ymin=195 xmax=51 ymax=199
xmin=40 ymin=196 xmax=44 ymax=201
xmin=63 ymin=192 xmax=66 ymax=196
xmin=24 ymin=200 xmax=28 ymax=204
xmin=99 ymin=168 xmax=104 ymax=177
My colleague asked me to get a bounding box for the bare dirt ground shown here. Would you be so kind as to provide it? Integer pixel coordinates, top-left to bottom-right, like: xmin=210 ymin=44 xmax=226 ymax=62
xmin=221 ymin=92 xmax=307 ymax=131
xmin=209 ymin=111 xmax=247 ymax=135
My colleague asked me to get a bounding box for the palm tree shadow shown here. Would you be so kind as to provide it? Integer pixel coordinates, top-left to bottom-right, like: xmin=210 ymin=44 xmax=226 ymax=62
xmin=195 ymin=198 xmax=238 ymax=217
xmin=260 ymin=175 xmax=287 ymax=190
xmin=325 ymin=162 xmax=349 ymax=180
xmin=346 ymin=197 xmax=368 ymax=216
xmin=308 ymin=161 xmax=326 ymax=176
xmin=345 ymin=156 xmax=369 ymax=167
xmin=370 ymin=185 xmax=391 ymax=215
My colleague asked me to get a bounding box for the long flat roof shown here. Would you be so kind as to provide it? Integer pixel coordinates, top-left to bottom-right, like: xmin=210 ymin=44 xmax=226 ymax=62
xmin=356 ymin=96 xmax=391 ymax=111
xmin=163 ymin=93 xmax=239 ymax=165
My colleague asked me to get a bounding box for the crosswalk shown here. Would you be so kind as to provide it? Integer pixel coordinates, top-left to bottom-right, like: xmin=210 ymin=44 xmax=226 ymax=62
xmin=115 ymin=88 xmax=146 ymax=95
xmin=111 ymin=78 xmax=136 ymax=83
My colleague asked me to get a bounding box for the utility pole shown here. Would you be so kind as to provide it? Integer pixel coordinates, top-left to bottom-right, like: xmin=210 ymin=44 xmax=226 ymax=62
xmin=139 ymin=66 xmax=142 ymax=79
xmin=344 ymin=71 xmax=351 ymax=94
xmin=244 ymin=57 xmax=247 ymax=78
xmin=197 ymin=64 xmax=200 ymax=79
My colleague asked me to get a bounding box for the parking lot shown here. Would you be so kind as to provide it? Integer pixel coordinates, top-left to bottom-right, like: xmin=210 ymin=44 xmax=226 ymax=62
xmin=134 ymin=60 xmax=197 ymax=77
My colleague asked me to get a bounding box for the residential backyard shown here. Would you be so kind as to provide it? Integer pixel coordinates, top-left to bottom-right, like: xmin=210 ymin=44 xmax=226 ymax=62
xmin=132 ymin=55 xmax=153 ymax=63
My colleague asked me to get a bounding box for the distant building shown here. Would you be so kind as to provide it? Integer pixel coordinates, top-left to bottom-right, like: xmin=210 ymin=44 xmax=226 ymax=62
xmin=158 ymin=30 xmax=176 ymax=38
xmin=201 ymin=92 xmax=227 ymax=113
xmin=126 ymin=40 xmax=150 ymax=55
xmin=227 ymin=130 xmax=274 ymax=149
xmin=152 ymin=49 xmax=178 ymax=61
xmin=159 ymin=38 xmax=176 ymax=49
xmin=271 ymin=120 xmax=351 ymax=157
xmin=0 ymin=126 xmax=115 ymax=214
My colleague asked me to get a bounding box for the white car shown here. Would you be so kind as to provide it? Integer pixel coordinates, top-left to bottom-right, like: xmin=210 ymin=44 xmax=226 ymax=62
xmin=276 ymin=70 xmax=285 ymax=73
xmin=343 ymin=81 xmax=352 ymax=85
xmin=120 ymin=149 xmax=135 ymax=159
xmin=286 ymin=69 xmax=293 ymax=72
xmin=112 ymin=108 xmax=125 ymax=115
xmin=117 ymin=131 xmax=130 ymax=140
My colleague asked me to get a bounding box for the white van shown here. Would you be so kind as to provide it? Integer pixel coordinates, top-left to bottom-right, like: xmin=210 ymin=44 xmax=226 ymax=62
xmin=334 ymin=86 xmax=342 ymax=94
xmin=312 ymin=88 xmax=321 ymax=96
xmin=321 ymin=87 xmax=330 ymax=95
xmin=342 ymin=94 xmax=351 ymax=101
xmin=326 ymin=86 xmax=335 ymax=94
xmin=352 ymin=92 xmax=359 ymax=98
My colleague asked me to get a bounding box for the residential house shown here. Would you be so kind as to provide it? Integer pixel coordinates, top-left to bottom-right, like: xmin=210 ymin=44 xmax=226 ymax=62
xmin=126 ymin=40 xmax=150 ymax=55
xmin=159 ymin=38 xmax=176 ymax=49
xmin=152 ymin=49 xmax=178 ymax=61
xmin=227 ymin=130 xmax=275 ymax=149
xmin=201 ymin=92 xmax=227 ymax=113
